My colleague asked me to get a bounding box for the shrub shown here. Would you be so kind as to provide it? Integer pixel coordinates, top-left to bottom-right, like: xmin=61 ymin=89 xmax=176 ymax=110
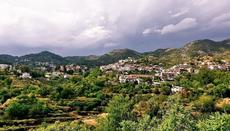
xmin=4 ymin=96 xmax=51 ymax=119
xmin=96 ymin=95 xmax=133 ymax=130
xmin=222 ymin=104 xmax=230 ymax=113
xmin=29 ymin=102 xmax=50 ymax=117
xmin=5 ymin=103 xmax=30 ymax=119
xmin=160 ymin=86 xmax=171 ymax=95
xmin=38 ymin=86 xmax=51 ymax=97
xmin=197 ymin=113 xmax=230 ymax=131
xmin=193 ymin=95 xmax=215 ymax=112
xmin=37 ymin=121 xmax=92 ymax=131
xmin=51 ymin=86 xmax=75 ymax=99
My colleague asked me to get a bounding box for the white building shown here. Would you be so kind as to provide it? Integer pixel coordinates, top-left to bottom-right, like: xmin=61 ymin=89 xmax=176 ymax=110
xmin=52 ymin=72 xmax=62 ymax=78
xmin=119 ymin=75 xmax=140 ymax=84
xmin=20 ymin=72 xmax=32 ymax=79
xmin=0 ymin=64 xmax=10 ymax=70
xmin=171 ymin=86 xmax=183 ymax=94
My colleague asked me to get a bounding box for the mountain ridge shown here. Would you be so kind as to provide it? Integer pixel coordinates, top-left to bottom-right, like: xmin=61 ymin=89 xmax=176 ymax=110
xmin=0 ymin=38 xmax=230 ymax=66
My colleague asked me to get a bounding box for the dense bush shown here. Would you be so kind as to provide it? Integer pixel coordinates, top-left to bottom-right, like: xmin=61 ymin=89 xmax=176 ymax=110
xmin=5 ymin=103 xmax=29 ymax=119
xmin=68 ymin=99 xmax=101 ymax=111
xmin=5 ymin=95 xmax=51 ymax=119
xmin=37 ymin=121 xmax=92 ymax=131
xmin=193 ymin=95 xmax=215 ymax=112
xmin=31 ymin=70 xmax=45 ymax=78
xmin=38 ymin=86 xmax=51 ymax=97
xmin=197 ymin=113 xmax=230 ymax=130
xmin=121 ymin=102 xmax=197 ymax=131
xmin=51 ymin=86 xmax=75 ymax=99
xmin=96 ymin=95 xmax=134 ymax=130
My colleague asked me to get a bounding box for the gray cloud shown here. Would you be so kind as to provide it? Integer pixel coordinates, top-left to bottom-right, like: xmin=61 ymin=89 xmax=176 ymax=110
xmin=143 ymin=18 xmax=198 ymax=35
xmin=0 ymin=0 xmax=230 ymax=55
xmin=170 ymin=8 xmax=189 ymax=18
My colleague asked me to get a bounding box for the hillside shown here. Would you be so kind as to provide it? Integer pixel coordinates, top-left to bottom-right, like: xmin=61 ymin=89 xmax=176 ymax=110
xmin=0 ymin=38 xmax=230 ymax=66
xmin=0 ymin=49 xmax=140 ymax=66
xmin=18 ymin=51 xmax=68 ymax=65
xmin=182 ymin=39 xmax=230 ymax=57
xmin=0 ymin=55 xmax=17 ymax=64
xmin=66 ymin=49 xmax=141 ymax=66
xmin=143 ymin=38 xmax=230 ymax=66
xmin=97 ymin=49 xmax=140 ymax=65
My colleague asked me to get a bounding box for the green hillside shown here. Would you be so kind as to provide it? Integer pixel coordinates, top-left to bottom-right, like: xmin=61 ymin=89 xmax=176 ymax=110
xmin=66 ymin=49 xmax=141 ymax=66
xmin=0 ymin=55 xmax=17 ymax=64
xmin=142 ymin=39 xmax=230 ymax=67
xmin=18 ymin=51 xmax=68 ymax=65
xmin=0 ymin=38 xmax=230 ymax=66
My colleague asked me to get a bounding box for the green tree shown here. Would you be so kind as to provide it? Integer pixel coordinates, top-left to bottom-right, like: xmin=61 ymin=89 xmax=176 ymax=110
xmin=5 ymin=103 xmax=29 ymax=119
xmin=197 ymin=113 xmax=230 ymax=131
xmin=31 ymin=70 xmax=45 ymax=78
xmin=160 ymin=86 xmax=171 ymax=95
xmin=120 ymin=115 xmax=156 ymax=131
xmin=193 ymin=95 xmax=215 ymax=112
xmin=158 ymin=103 xmax=197 ymax=131
xmin=5 ymin=95 xmax=51 ymax=119
xmin=212 ymin=84 xmax=230 ymax=98
xmin=97 ymin=95 xmax=133 ymax=130
xmin=20 ymin=65 xmax=30 ymax=73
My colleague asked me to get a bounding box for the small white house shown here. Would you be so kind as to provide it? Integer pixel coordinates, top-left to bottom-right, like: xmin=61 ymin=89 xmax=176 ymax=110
xmin=0 ymin=64 xmax=10 ymax=70
xmin=171 ymin=86 xmax=183 ymax=94
xmin=51 ymin=72 xmax=62 ymax=78
xmin=208 ymin=65 xmax=218 ymax=70
xmin=20 ymin=72 xmax=32 ymax=79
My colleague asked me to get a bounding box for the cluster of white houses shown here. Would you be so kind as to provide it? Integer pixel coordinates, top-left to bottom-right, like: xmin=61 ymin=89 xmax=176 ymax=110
xmin=100 ymin=59 xmax=162 ymax=73
xmin=59 ymin=65 xmax=83 ymax=72
xmin=118 ymin=74 xmax=185 ymax=93
xmin=100 ymin=57 xmax=230 ymax=86
xmin=118 ymin=64 xmax=194 ymax=84
xmin=198 ymin=58 xmax=230 ymax=71
xmin=100 ymin=60 xmax=195 ymax=84
xmin=100 ymin=58 xmax=230 ymax=94
xmin=119 ymin=74 xmax=154 ymax=85
xmin=0 ymin=63 xmax=86 ymax=79
xmin=41 ymin=64 xmax=87 ymax=79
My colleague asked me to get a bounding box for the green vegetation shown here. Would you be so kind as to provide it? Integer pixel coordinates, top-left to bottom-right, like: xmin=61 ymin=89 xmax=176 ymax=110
xmin=197 ymin=112 xmax=230 ymax=131
xmin=0 ymin=67 xmax=229 ymax=130
xmin=5 ymin=95 xmax=51 ymax=119
xmin=36 ymin=121 xmax=92 ymax=131
xmin=0 ymin=38 xmax=230 ymax=130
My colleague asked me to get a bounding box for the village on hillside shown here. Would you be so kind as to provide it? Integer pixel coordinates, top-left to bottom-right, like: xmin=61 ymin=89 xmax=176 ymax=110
xmin=1 ymin=56 xmax=229 ymax=94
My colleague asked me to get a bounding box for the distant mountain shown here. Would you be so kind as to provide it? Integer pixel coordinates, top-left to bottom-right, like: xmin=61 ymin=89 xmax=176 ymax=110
xmin=66 ymin=49 xmax=141 ymax=66
xmin=65 ymin=56 xmax=99 ymax=66
xmin=146 ymin=39 xmax=230 ymax=57
xmin=0 ymin=49 xmax=140 ymax=66
xmin=0 ymin=38 xmax=230 ymax=66
xmin=0 ymin=55 xmax=17 ymax=64
xmin=0 ymin=51 xmax=68 ymax=65
xmin=182 ymin=39 xmax=230 ymax=57
xmin=97 ymin=49 xmax=140 ymax=65
xmin=143 ymin=38 xmax=230 ymax=66
xmin=18 ymin=51 xmax=68 ymax=65
xmin=222 ymin=38 xmax=230 ymax=44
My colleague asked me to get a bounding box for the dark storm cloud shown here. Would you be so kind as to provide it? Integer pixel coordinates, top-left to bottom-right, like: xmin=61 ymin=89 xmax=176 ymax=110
xmin=0 ymin=0 xmax=230 ymax=56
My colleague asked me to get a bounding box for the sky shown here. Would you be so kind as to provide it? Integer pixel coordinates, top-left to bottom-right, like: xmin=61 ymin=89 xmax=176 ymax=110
xmin=0 ymin=0 xmax=230 ymax=56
